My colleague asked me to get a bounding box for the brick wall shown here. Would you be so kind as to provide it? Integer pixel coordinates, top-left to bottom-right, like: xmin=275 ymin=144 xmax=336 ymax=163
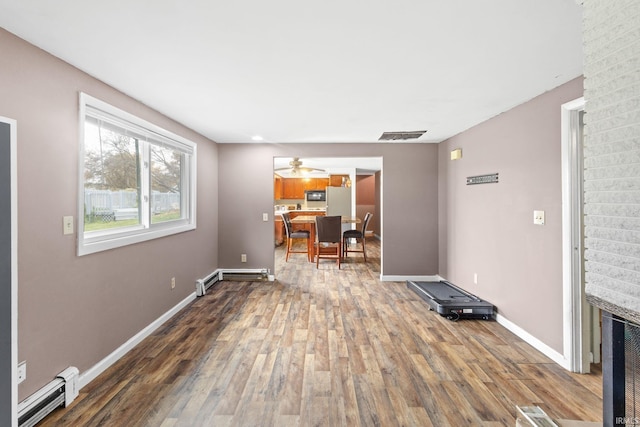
xmin=583 ymin=0 xmax=640 ymax=323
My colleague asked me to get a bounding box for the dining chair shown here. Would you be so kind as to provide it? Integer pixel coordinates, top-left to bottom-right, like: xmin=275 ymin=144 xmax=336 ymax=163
xmin=342 ymin=212 xmax=372 ymax=262
xmin=315 ymin=215 xmax=342 ymax=269
xmin=281 ymin=212 xmax=311 ymax=262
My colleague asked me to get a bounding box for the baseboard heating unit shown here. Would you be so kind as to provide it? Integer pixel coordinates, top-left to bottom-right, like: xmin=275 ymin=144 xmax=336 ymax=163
xmin=196 ymin=269 xmax=270 ymax=296
xmin=220 ymin=269 xmax=269 ymax=282
xmin=407 ymin=280 xmax=494 ymax=321
xmin=196 ymin=270 xmax=221 ymax=296
xmin=18 ymin=367 xmax=79 ymax=427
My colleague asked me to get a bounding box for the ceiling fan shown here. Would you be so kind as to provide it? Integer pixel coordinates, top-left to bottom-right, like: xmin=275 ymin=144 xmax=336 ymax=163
xmin=275 ymin=157 xmax=325 ymax=176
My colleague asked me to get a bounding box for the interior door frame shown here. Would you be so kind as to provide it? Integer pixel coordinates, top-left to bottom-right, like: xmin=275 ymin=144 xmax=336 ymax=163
xmin=1 ymin=116 xmax=18 ymax=426
xmin=561 ymin=97 xmax=597 ymax=373
xmin=272 ymin=156 xmax=383 ymax=277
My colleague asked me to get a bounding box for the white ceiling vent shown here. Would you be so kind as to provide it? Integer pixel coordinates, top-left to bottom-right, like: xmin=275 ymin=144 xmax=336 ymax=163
xmin=378 ymin=130 xmax=427 ymax=141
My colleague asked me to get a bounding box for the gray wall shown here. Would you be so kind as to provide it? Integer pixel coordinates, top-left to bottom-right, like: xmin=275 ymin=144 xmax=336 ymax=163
xmin=0 ymin=29 xmax=220 ymax=400
xmin=217 ymin=143 xmax=439 ymax=276
xmin=438 ymin=77 xmax=584 ymax=353
xmin=583 ymin=0 xmax=640 ymax=324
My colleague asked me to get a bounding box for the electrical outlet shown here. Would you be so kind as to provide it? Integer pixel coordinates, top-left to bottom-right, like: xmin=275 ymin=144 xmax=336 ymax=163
xmin=241 ymin=254 xmax=247 ymax=263
xmin=17 ymin=361 xmax=26 ymax=384
xmin=171 ymin=277 xmax=175 ymax=289
xmin=533 ymin=210 xmax=545 ymax=225
xmin=63 ymin=216 xmax=74 ymax=235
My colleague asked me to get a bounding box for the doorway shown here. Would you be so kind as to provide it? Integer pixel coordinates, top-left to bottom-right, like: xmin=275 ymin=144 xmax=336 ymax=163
xmin=561 ymin=97 xmax=601 ymax=373
xmin=272 ymin=156 xmax=382 ymax=277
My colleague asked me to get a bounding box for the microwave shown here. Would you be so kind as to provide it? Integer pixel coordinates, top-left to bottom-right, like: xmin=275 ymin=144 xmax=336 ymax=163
xmin=305 ymin=190 xmax=326 ymax=202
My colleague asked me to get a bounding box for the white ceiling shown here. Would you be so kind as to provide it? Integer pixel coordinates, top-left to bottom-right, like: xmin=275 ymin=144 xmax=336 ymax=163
xmin=0 ymin=0 xmax=583 ymax=144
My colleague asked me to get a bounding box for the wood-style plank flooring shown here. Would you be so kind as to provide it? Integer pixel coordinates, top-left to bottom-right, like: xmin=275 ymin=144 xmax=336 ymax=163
xmin=40 ymin=238 xmax=602 ymax=426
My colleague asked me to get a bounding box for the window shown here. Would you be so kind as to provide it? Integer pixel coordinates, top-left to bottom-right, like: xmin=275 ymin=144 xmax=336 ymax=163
xmin=78 ymin=93 xmax=196 ymax=256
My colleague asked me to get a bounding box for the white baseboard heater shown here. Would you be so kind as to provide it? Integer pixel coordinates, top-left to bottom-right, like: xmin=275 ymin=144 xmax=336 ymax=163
xmin=195 ymin=269 xmax=270 ymax=296
xmin=195 ymin=270 xmax=221 ymax=296
xmin=18 ymin=367 xmax=79 ymax=427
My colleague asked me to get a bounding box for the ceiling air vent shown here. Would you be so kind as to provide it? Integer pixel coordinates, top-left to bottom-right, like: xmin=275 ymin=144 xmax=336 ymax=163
xmin=378 ymin=130 xmax=427 ymax=141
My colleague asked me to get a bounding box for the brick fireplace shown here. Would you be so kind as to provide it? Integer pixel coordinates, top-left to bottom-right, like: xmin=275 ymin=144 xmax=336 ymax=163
xmin=582 ymin=0 xmax=640 ymax=426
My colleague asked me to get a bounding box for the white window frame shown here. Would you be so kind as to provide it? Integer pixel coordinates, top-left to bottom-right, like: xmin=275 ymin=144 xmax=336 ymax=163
xmin=78 ymin=93 xmax=197 ymax=256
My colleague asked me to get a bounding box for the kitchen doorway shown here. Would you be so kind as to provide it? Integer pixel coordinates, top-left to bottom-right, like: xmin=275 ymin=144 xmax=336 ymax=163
xmin=273 ymin=156 xmax=382 ymax=277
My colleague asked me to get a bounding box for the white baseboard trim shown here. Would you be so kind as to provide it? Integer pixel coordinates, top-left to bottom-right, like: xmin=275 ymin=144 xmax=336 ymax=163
xmin=78 ymin=292 xmax=197 ymax=389
xmin=495 ymin=313 xmax=570 ymax=370
xmin=379 ymin=274 xmax=443 ymax=282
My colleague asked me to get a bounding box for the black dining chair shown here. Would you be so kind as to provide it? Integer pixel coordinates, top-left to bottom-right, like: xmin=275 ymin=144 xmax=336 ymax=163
xmin=342 ymin=212 xmax=372 ymax=262
xmin=315 ymin=215 xmax=342 ymax=269
xmin=281 ymin=212 xmax=311 ymax=262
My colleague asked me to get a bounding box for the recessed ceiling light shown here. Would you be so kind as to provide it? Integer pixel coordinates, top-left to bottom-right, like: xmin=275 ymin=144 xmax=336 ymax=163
xmin=251 ymin=135 xmax=264 ymax=141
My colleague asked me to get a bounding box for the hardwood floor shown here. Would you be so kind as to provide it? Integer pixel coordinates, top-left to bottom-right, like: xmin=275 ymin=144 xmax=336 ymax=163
xmin=40 ymin=237 xmax=602 ymax=426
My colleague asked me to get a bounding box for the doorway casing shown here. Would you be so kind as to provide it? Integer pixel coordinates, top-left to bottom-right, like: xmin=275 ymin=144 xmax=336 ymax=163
xmin=561 ymin=97 xmax=600 ymax=373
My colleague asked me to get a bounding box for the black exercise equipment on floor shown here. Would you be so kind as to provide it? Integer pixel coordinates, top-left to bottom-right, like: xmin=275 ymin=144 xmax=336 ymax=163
xmin=407 ymin=280 xmax=494 ymax=321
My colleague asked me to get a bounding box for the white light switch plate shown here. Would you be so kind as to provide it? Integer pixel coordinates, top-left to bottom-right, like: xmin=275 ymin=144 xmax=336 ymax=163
xmin=63 ymin=216 xmax=74 ymax=234
xmin=17 ymin=361 xmax=26 ymax=384
xmin=533 ymin=210 xmax=545 ymax=225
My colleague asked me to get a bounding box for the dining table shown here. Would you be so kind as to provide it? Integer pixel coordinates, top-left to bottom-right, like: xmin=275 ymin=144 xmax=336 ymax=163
xmin=290 ymin=215 xmax=361 ymax=262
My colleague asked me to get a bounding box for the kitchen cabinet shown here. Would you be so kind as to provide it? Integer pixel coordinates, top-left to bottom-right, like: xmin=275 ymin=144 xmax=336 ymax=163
xmin=304 ymin=178 xmax=329 ymax=192
xmin=274 ymin=176 xmax=283 ymax=200
xmin=329 ymin=175 xmax=349 ymax=187
xmin=274 ymin=215 xmax=284 ymax=245
xmin=282 ymin=179 xmax=304 ymax=199
xmin=279 ymin=178 xmax=329 ymax=199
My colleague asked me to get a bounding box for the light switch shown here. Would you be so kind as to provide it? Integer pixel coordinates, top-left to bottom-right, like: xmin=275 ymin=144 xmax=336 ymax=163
xmin=263 ymin=213 xmax=268 ymax=222
xmin=533 ymin=210 xmax=545 ymax=225
xmin=63 ymin=216 xmax=74 ymax=235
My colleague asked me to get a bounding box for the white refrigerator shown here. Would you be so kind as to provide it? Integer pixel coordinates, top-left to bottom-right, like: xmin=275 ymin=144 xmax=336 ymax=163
xmin=325 ymin=186 xmax=352 ymax=233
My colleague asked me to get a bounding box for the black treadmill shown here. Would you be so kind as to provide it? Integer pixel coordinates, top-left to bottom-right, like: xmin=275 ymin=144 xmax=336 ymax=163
xmin=407 ymin=280 xmax=494 ymax=321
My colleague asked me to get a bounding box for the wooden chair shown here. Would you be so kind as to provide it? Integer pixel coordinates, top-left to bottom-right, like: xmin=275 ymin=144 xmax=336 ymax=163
xmin=281 ymin=212 xmax=311 ymax=262
xmin=315 ymin=215 xmax=342 ymax=269
xmin=342 ymin=212 xmax=372 ymax=262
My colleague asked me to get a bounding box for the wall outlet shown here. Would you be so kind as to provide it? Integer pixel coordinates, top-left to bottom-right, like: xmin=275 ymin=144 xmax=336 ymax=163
xmin=533 ymin=210 xmax=545 ymax=225
xmin=171 ymin=277 xmax=176 ymax=289
xmin=241 ymin=254 xmax=247 ymax=263
xmin=17 ymin=361 xmax=26 ymax=384
xmin=63 ymin=216 xmax=74 ymax=235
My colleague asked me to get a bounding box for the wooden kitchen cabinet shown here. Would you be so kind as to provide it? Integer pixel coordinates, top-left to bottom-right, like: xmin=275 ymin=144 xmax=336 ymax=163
xmin=299 ymin=178 xmax=329 ymax=193
xmin=313 ymin=178 xmax=329 ymax=190
xmin=274 ymin=176 xmax=283 ymax=200
xmin=329 ymin=175 xmax=349 ymax=187
xmin=274 ymin=215 xmax=284 ymax=245
xmin=280 ymin=178 xmax=329 ymax=199
xmin=282 ymin=178 xmax=304 ymax=199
